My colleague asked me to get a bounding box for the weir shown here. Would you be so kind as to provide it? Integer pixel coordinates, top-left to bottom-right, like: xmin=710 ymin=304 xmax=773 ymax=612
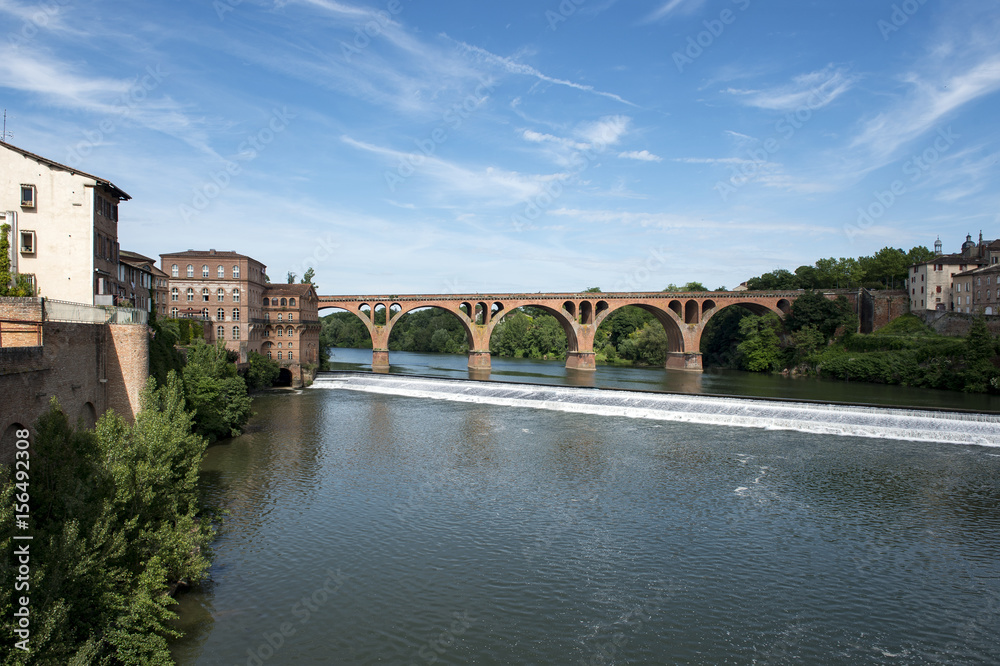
xmin=311 ymin=372 xmax=1000 ymax=447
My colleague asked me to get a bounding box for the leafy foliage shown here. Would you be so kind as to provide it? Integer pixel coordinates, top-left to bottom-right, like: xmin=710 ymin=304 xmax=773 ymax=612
xmin=245 ymin=351 xmax=280 ymax=390
xmin=0 ymin=379 xmax=213 ymax=664
xmin=746 ymin=246 xmax=937 ymax=291
xmin=0 ymin=223 xmax=34 ymax=296
xmin=736 ymin=313 xmax=783 ymax=372
xmin=182 ymin=340 xmax=253 ymax=441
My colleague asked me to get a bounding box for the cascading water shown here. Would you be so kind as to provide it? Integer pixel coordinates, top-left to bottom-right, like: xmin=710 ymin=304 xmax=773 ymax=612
xmin=312 ymin=372 xmax=1000 ymax=447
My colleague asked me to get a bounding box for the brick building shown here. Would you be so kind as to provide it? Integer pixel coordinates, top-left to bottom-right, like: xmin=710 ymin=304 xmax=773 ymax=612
xmin=119 ymin=250 xmax=156 ymax=312
xmin=160 ymin=249 xmax=268 ymax=362
xmin=1 ymin=141 xmax=130 ymax=305
xmin=908 ymin=234 xmax=997 ymax=312
xmin=261 ymin=282 xmax=321 ymax=385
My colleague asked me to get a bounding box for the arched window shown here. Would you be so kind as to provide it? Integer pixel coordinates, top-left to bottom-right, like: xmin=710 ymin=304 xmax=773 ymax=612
xmin=281 ymin=298 xmax=287 ymax=306
xmin=186 ymin=264 xmax=194 ymax=277
xmin=171 ymin=288 xmax=178 ymax=301
xmin=263 ymin=327 xmax=269 ymax=337
xmin=277 ymin=351 xmax=282 ymax=360
xmin=171 ymin=264 xmax=178 ymax=277
xmin=217 ymin=326 xmax=224 ymax=339
xmin=217 ymin=308 xmax=225 ymax=321
xmin=171 ymin=307 xmax=178 ymax=318
xmin=277 ymin=343 xmax=282 ymax=349
xmin=288 ymin=352 xmax=293 ymax=360
xmin=233 ymin=288 xmax=240 ymax=303
xmin=288 ymin=341 xmax=293 ymax=348
xmin=233 ymin=265 xmax=240 ymax=278
xmin=201 ymin=308 xmax=209 ymax=320
xmin=202 ymin=288 xmax=210 ymax=301
xmin=277 ymin=313 xmax=282 ymax=322
xmin=186 ymin=288 xmax=194 ymax=301
xmin=267 ymin=351 xmax=272 ymax=359
xmin=232 ymin=308 xmax=240 ymax=321
xmin=277 ymin=327 xmax=283 ymax=337
xmin=271 ymin=298 xmax=279 ymax=306
xmin=217 ymin=288 xmax=225 ymax=301
xmin=263 ymin=296 xmax=269 ymax=305
xmin=202 ymin=264 xmax=209 ymax=277
xmin=218 ymin=265 xmax=225 ymax=278
xmin=289 ymin=298 xmax=296 ymax=306
xmin=288 ymin=313 xmax=294 ymax=321
xmin=286 ymin=326 xmax=294 ymax=337
xmin=233 ymin=326 xmax=240 ymax=340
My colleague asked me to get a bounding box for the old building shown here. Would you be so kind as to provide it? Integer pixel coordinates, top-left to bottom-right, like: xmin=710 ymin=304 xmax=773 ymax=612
xmin=261 ymin=282 xmax=321 ymax=385
xmin=908 ymin=235 xmax=992 ymax=312
xmin=953 ymin=264 xmax=1000 ymax=315
xmin=119 ymin=250 xmax=156 ymax=312
xmin=160 ymin=249 xmax=268 ymax=362
xmin=151 ymin=264 xmax=169 ymax=317
xmin=1 ymin=141 xmax=130 ymax=305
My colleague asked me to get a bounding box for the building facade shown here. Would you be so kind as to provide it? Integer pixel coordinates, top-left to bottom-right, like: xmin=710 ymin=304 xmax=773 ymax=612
xmin=119 ymin=250 xmax=156 ymax=312
xmin=908 ymin=234 xmax=997 ymax=313
xmin=1 ymin=141 xmax=130 ymax=305
xmin=953 ymin=265 xmax=1000 ymax=315
xmin=160 ymin=249 xmax=268 ymax=362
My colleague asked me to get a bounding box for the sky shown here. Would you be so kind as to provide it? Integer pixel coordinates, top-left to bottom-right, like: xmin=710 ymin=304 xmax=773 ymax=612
xmin=1 ymin=0 xmax=998 ymax=294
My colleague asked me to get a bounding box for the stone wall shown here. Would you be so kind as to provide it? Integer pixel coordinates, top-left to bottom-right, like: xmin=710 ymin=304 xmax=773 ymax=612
xmin=918 ymin=311 xmax=1000 ymax=337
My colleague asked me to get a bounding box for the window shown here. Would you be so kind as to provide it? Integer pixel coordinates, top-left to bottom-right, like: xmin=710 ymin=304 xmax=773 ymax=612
xmin=217 ymin=326 xmax=225 ymax=340
xmin=202 ymin=288 xmax=210 ymax=302
xmin=277 ymin=327 xmax=283 ymax=337
xmin=288 ymin=342 xmax=293 ymax=348
xmin=171 ymin=264 xmax=178 ymax=277
xmin=186 ymin=264 xmax=193 ymax=277
xmin=281 ymin=298 xmax=287 ymax=306
xmin=233 ymin=326 xmax=240 ymax=340
xmin=19 ymin=230 xmax=35 ymax=254
xmin=233 ymin=265 xmax=240 ymax=278
xmin=202 ymin=264 xmax=209 ymax=277
xmin=171 ymin=307 xmax=178 ymax=318
xmin=20 ymin=184 xmax=35 ymax=207
xmin=277 ymin=351 xmax=282 ymax=360
xmin=271 ymin=298 xmax=279 ymax=306
xmin=288 ymin=313 xmax=294 ymax=321
xmin=288 ymin=352 xmax=293 ymax=360
xmin=186 ymin=288 xmax=194 ymax=301
xmin=267 ymin=351 xmax=272 ymax=359
xmin=936 ymin=286 xmax=941 ymax=293
xmin=201 ymin=308 xmax=209 ymax=320
xmin=218 ymin=265 xmax=225 ymax=278
xmin=263 ymin=296 xmax=269 ymax=306
xmin=277 ymin=313 xmax=282 ymax=322
xmin=978 ymin=277 xmax=982 ymax=286
xmin=233 ymin=288 xmax=240 ymax=303
xmin=171 ymin=288 xmax=178 ymax=301
xmin=218 ymin=288 xmax=225 ymax=301
xmin=232 ymin=308 xmax=240 ymax=321
xmin=277 ymin=343 xmax=282 ymax=349
xmin=289 ymin=298 xmax=296 ymax=306
xmin=264 ymin=327 xmax=269 ymax=337
xmin=217 ymin=308 xmax=225 ymax=321
xmin=286 ymin=326 xmax=293 ymax=337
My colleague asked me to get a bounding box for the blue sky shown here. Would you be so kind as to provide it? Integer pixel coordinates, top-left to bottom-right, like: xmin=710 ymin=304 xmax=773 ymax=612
xmin=2 ymin=0 xmax=998 ymax=294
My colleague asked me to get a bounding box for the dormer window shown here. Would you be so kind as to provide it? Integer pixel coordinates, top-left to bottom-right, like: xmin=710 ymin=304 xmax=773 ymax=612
xmin=20 ymin=185 xmax=35 ymax=208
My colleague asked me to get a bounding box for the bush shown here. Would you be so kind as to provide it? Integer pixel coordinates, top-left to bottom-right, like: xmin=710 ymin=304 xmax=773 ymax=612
xmin=246 ymin=351 xmax=280 ymax=390
xmin=182 ymin=340 xmax=253 ymax=441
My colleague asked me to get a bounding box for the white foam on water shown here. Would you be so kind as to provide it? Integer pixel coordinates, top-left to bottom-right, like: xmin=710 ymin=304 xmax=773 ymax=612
xmin=310 ymin=373 xmax=1000 ymax=447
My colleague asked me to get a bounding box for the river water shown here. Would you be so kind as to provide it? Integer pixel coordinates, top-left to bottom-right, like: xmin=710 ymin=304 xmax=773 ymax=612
xmin=170 ymin=354 xmax=1000 ymax=665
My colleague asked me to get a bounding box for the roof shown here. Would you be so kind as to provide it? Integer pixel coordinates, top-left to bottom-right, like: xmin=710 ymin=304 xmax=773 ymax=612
xmin=264 ymin=283 xmax=317 ymax=297
xmin=913 ymin=253 xmax=984 ymax=266
xmin=120 ymin=249 xmax=156 ymax=264
xmin=1 ymin=141 xmax=131 ymax=200
xmin=955 ymin=264 xmax=1000 ymax=277
xmin=150 ymin=265 xmax=169 ymax=278
xmin=160 ymin=249 xmax=253 ymax=259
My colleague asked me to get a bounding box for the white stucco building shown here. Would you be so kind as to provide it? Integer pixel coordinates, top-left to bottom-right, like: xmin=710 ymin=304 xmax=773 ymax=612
xmin=1 ymin=141 xmax=130 ymax=305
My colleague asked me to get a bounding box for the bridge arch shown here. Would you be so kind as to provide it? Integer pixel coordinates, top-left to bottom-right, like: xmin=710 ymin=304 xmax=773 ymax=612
xmin=487 ymin=303 xmax=580 ymax=353
xmin=384 ymin=303 xmax=478 ymax=352
xmin=700 ymin=300 xmax=787 ymax=330
xmin=593 ymin=301 xmax=686 ymax=356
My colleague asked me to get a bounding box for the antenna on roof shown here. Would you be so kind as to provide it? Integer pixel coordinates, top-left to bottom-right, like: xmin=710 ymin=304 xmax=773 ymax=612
xmin=1 ymin=109 xmax=12 ymax=143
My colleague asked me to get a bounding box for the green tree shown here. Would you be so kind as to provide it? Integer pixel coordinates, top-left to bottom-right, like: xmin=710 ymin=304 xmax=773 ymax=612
xmin=736 ymin=313 xmax=783 ymax=372
xmin=962 ymin=316 xmax=998 ymax=392
xmin=246 ymin=351 xmax=280 ymax=390
xmin=182 ymin=340 xmax=253 ymax=441
xmin=286 ymin=271 xmax=296 ymax=284
xmin=301 ymin=267 xmax=316 ymax=285
xmin=0 ymin=223 xmax=34 ymax=296
xmin=746 ymin=269 xmax=800 ymax=291
xmin=584 ymin=287 xmax=602 ymax=293
xmin=786 ymin=291 xmax=855 ymax=340
xmin=682 ymin=281 xmax=707 ymax=291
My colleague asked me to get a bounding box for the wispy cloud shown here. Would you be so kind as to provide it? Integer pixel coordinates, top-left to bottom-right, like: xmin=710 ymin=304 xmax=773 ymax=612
xmin=455 ymin=41 xmax=636 ymax=106
xmin=643 ymin=0 xmax=706 ymax=23
xmin=549 ymin=208 xmax=839 ymax=234
xmin=619 ymin=150 xmax=662 ymax=162
xmin=723 ymin=65 xmax=856 ymax=112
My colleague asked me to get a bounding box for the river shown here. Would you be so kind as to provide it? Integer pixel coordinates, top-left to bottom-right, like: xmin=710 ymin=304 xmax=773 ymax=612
xmin=169 ymin=353 xmax=1000 ymax=665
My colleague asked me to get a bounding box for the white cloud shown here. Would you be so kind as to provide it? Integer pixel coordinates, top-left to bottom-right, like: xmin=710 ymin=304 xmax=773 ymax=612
xmin=644 ymin=0 xmax=706 ymax=23
xmin=724 ymin=65 xmax=856 ymax=112
xmin=619 ymin=150 xmax=662 ymax=162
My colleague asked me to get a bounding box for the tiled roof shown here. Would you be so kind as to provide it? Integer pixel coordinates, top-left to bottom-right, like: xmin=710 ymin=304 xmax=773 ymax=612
xmin=160 ymin=250 xmax=254 ymax=259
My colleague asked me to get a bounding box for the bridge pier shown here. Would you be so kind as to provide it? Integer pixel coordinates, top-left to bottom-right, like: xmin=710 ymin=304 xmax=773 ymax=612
xmin=666 ymin=352 xmax=703 ymax=372
xmin=565 ymin=351 xmax=596 ymax=371
xmin=372 ymin=350 xmax=390 ymax=373
xmin=467 ymin=350 xmax=491 ymax=371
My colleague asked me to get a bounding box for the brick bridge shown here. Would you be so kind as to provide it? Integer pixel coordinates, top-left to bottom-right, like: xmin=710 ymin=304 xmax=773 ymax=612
xmin=318 ymin=291 xmax=803 ymax=372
